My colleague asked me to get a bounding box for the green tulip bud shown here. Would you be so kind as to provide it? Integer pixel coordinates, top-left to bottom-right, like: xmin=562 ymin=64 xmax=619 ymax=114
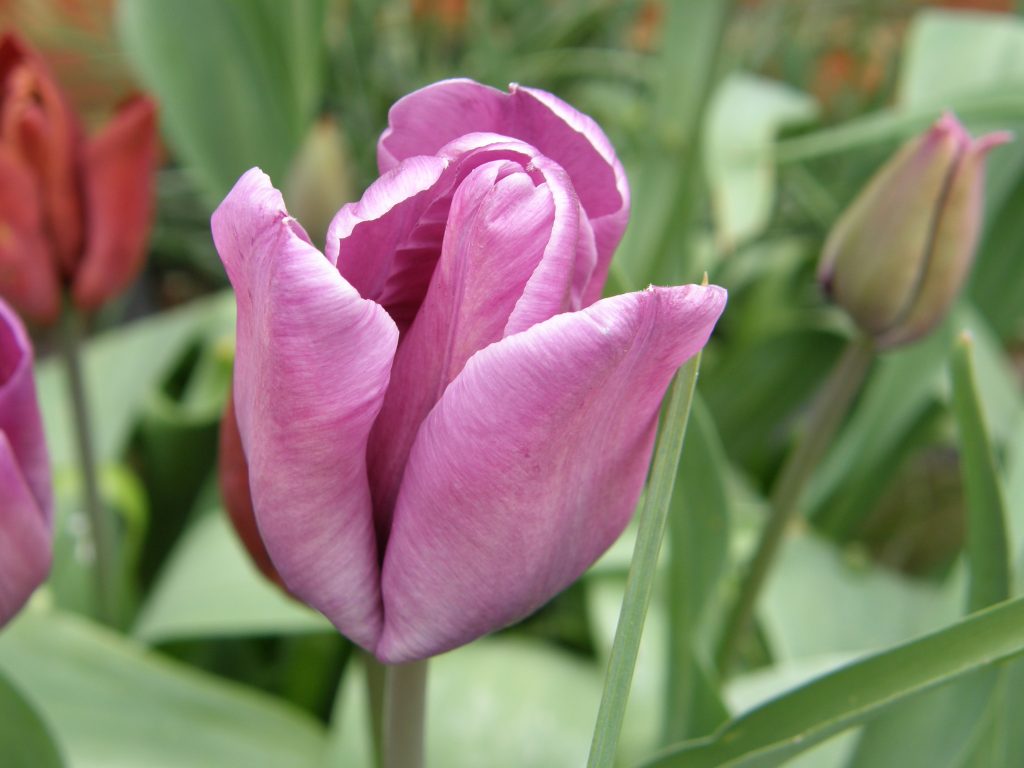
xmin=818 ymin=114 xmax=1010 ymax=348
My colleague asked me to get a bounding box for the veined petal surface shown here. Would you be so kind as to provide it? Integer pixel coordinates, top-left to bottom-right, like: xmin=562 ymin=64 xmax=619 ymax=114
xmin=367 ymin=158 xmax=574 ymax=531
xmin=378 ymin=284 xmax=726 ymax=662
xmin=0 ymin=432 xmax=50 ymax=626
xmin=0 ymin=298 xmax=51 ymax=519
xmin=213 ymin=169 xmax=399 ymax=650
xmin=377 ymin=79 xmax=628 ymax=304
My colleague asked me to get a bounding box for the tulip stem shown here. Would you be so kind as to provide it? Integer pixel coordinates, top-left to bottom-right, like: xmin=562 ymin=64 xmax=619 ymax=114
xmin=715 ymin=336 xmax=875 ymax=676
xmin=60 ymin=306 xmax=117 ymax=625
xmin=380 ymin=660 xmax=428 ymax=768
xmin=587 ymin=352 xmax=703 ymax=768
xmin=364 ymin=655 xmax=386 ymax=768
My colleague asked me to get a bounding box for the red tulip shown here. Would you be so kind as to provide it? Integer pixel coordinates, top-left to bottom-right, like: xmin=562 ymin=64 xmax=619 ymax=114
xmin=0 ymin=32 xmax=157 ymax=323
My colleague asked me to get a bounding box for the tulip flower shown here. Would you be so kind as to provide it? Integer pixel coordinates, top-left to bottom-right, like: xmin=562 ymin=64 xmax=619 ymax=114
xmin=0 ymin=298 xmax=52 ymax=626
xmin=818 ymin=113 xmax=1010 ymax=348
xmin=0 ymin=32 xmax=158 ymax=324
xmin=214 ymin=79 xmax=726 ymax=663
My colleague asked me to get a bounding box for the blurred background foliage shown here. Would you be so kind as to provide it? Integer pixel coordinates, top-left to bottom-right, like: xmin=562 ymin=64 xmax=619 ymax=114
xmin=1 ymin=0 xmax=1024 ymax=766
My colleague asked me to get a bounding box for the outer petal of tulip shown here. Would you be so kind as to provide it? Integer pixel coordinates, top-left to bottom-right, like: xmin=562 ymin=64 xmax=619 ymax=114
xmin=212 ymin=169 xmax=399 ymax=650
xmin=0 ymin=433 xmax=51 ymax=626
xmin=325 ymin=156 xmax=450 ymax=330
xmin=0 ymin=297 xmax=52 ymax=625
xmin=377 ymin=79 xmax=629 ymax=303
xmin=0 ymin=146 xmax=60 ymax=324
xmin=377 ymin=283 xmax=727 ymax=662
xmin=367 ymin=159 xmax=575 ymax=530
xmin=73 ymin=96 xmax=158 ymax=310
xmin=0 ymin=298 xmax=52 ymax=519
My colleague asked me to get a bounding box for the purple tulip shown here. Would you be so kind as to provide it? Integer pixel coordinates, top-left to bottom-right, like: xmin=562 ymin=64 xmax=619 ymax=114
xmin=0 ymin=298 xmax=52 ymax=626
xmin=213 ymin=79 xmax=726 ymax=662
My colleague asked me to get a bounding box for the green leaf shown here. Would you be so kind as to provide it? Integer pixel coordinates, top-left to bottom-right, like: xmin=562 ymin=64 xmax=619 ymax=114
xmin=35 ymin=292 xmax=236 ymax=468
xmin=951 ymin=332 xmax=1012 ymax=611
xmin=643 ymin=594 xmax=1024 ymax=768
xmin=588 ymin=354 xmax=703 ymax=768
xmin=0 ymin=668 xmax=65 ymax=768
xmin=761 ymin=533 xmax=960 ymax=662
xmin=703 ymin=73 xmax=818 ymax=250
xmin=838 ymin=328 xmax=1015 ymax=768
xmin=0 ymin=609 xmax=327 ymax=768
xmin=1007 ymin=424 xmax=1024 ymax=587
xmin=898 ymin=10 xmax=1024 ymax=110
xmin=844 ymin=671 xmax=998 ymax=768
xmin=116 ymin=0 xmax=327 ymax=206
xmin=664 ymin=396 xmax=732 ymax=742
xmin=135 ymin=511 xmax=329 ymax=643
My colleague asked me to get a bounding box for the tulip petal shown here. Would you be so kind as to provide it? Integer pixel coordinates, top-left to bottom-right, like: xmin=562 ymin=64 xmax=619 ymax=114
xmin=377 ymin=79 xmax=629 ymax=303
xmin=0 ymin=298 xmax=52 ymax=521
xmin=512 ymin=85 xmax=629 ymax=304
xmin=73 ymin=96 xmax=158 ymax=311
xmin=0 ymin=431 xmax=51 ymax=627
xmin=326 ymin=156 xmax=450 ymax=330
xmin=213 ymin=168 xmax=399 ymax=650
xmin=0 ymin=146 xmax=60 ymax=324
xmin=367 ymin=159 xmax=571 ymax=530
xmin=377 ymin=284 xmax=727 ymax=662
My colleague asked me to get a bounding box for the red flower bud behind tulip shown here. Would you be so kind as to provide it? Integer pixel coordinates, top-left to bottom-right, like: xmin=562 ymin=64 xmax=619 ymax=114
xmin=818 ymin=113 xmax=1010 ymax=348
xmin=215 ymin=79 xmax=726 ymax=662
xmin=0 ymin=297 xmax=52 ymax=626
xmin=0 ymin=32 xmax=157 ymax=323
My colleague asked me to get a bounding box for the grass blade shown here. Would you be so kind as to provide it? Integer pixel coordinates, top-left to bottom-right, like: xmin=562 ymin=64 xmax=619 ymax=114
xmin=587 ymin=352 xmax=703 ymax=768
xmin=644 ymin=595 xmax=1024 ymax=768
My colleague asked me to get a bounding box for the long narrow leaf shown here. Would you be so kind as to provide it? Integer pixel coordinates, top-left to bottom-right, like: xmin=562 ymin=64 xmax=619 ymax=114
xmin=645 ymin=594 xmax=1024 ymax=768
xmin=587 ymin=352 xmax=703 ymax=768
xmin=952 ymin=332 xmax=1013 ymax=611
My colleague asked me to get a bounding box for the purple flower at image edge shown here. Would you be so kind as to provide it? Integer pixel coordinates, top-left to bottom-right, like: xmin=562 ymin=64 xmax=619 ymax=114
xmin=0 ymin=298 xmax=52 ymax=627
xmin=214 ymin=79 xmax=727 ymax=663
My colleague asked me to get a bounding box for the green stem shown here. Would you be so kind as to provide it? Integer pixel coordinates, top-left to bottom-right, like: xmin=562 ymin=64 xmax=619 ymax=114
xmin=715 ymin=337 xmax=875 ymax=676
xmin=381 ymin=660 xmax=428 ymax=768
xmin=364 ymin=655 xmax=386 ymax=768
xmin=587 ymin=353 xmax=703 ymax=768
xmin=60 ymin=306 xmax=117 ymax=625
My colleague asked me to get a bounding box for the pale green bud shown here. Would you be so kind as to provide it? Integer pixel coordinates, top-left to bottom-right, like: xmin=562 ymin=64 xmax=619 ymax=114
xmin=818 ymin=114 xmax=1010 ymax=348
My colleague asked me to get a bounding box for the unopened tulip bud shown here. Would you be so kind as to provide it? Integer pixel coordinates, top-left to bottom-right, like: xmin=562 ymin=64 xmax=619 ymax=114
xmin=0 ymin=33 xmax=157 ymax=324
xmin=283 ymin=116 xmax=353 ymax=249
xmin=818 ymin=114 xmax=1010 ymax=348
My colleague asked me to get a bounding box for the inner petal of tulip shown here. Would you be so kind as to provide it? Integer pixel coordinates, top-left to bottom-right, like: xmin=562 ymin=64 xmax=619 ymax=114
xmin=366 ymin=155 xmax=567 ymax=537
xmin=336 ymin=135 xmax=557 ymax=336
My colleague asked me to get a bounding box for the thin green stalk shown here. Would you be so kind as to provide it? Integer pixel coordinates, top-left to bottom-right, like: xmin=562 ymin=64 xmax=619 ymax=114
xmin=364 ymin=655 xmax=386 ymax=768
xmin=587 ymin=352 xmax=704 ymax=768
xmin=715 ymin=337 xmax=875 ymax=676
xmin=60 ymin=306 xmax=117 ymax=624
xmin=381 ymin=660 xmax=428 ymax=768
